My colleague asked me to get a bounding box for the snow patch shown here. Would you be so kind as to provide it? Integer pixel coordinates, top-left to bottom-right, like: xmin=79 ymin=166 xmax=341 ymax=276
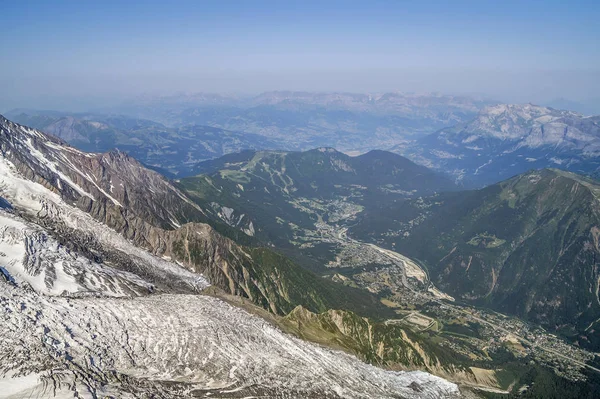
xmin=25 ymin=138 xmax=94 ymax=200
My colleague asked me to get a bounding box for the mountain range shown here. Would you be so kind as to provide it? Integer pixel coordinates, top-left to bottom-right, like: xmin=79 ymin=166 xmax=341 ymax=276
xmin=179 ymin=144 xmax=600 ymax=353
xmin=6 ymin=110 xmax=280 ymax=176
xmin=396 ymin=104 xmax=600 ymax=186
xmin=180 ymin=148 xmax=454 ymax=270
xmin=101 ymin=91 xmax=494 ymax=153
xmin=3 ymin=95 xmax=600 ymax=398
xmin=0 ymin=114 xmax=465 ymax=398
xmin=10 ymin=99 xmax=600 ymax=190
xmin=175 ymin=144 xmax=600 ymax=397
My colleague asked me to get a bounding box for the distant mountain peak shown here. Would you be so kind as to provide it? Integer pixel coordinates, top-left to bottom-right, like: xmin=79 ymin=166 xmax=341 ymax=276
xmin=399 ymin=103 xmax=600 ymax=186
xmin=478 ymin=103 xmax=580 ymax=121
xmin=314 ymin=146 xmax=339 ymax=153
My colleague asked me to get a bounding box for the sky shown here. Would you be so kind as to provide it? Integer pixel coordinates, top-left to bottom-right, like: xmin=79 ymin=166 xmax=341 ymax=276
xmin=1 ymin=0 xmax=599 ymax=111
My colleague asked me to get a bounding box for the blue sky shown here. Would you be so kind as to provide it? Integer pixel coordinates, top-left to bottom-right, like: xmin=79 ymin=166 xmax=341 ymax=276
xmin=1 ymin=0 xmax=599 ymax=110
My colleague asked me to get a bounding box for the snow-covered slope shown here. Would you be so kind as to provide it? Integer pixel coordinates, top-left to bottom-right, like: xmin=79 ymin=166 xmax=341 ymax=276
xmin=0 ymin=281 xmax=459 ymax=398
xmin=449 ymin=104 xmax=600 ymax=151
xmin=0 ymin=211 xmax=154 ymax=297
xmin=0 ymin=115 xmax=461 ymax=398
xmin=0 ymin=152 xmax=209 ymax=294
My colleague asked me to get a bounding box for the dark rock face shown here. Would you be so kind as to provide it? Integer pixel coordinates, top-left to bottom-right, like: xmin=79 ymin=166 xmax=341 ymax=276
xmin=0 ymin=114 xmax=205 ymax=229
xmin=408 ymin=381 xmax=424 ymax=392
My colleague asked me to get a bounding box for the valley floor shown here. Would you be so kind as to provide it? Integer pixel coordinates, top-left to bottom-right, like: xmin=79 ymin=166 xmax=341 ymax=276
xmin=284 ymin=203 xmax=600 ymax=391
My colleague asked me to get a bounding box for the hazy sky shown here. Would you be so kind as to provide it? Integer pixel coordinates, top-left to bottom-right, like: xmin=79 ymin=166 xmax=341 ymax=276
xmin=1 ymin=0 xmax=599 ymax=111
